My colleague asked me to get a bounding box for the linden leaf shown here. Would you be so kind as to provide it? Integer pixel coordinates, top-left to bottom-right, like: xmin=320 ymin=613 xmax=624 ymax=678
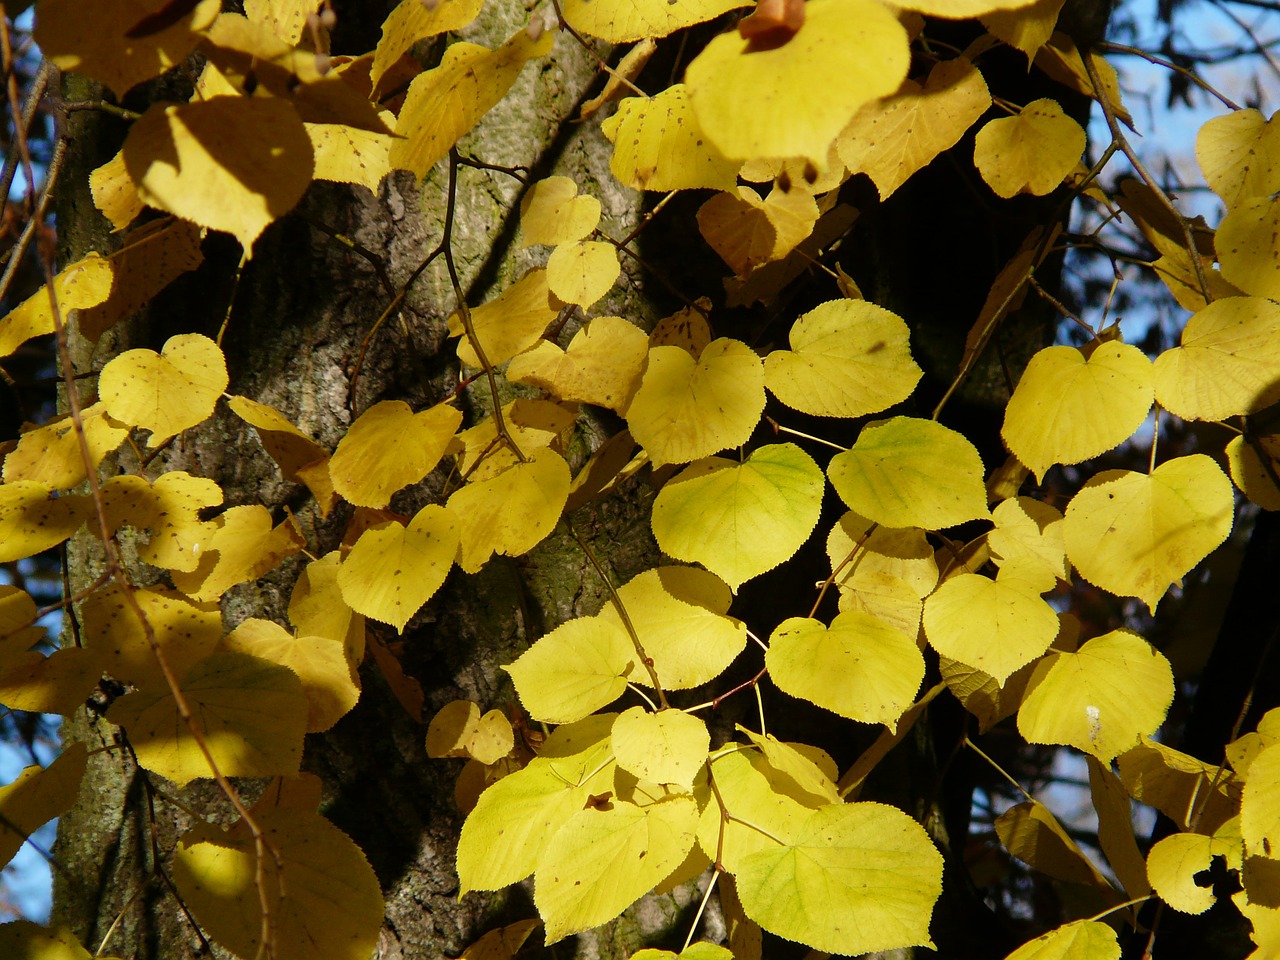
xmin=503 ymin=616 xmax=635 ymax=724
xmin=170 ymin=506 xmax=305 ymax=602
xmin=370 ymin=0 xmax=486 ymax=90
xmin=995 ymin=799 xmax=1112 ymax=887
xmin=1153 ymin=297 xmax=1280 ymax=422
xmin=336 ymin=504 xmax=460 ymax=632
xmin=1226 ymin=434 xmax=1280 ymax=511
xmin=507 ymin=315 xmax=649 ymax=412
xmin=456 ymin=920 xmax=542 ymax=960
xmin=536 ymin=796 xmax=699 ymax=942
xmin=242 ymin=0 xmax=316 ymax=44
xmin=561 ymin=0 xmax=746 ymax=41
xmin=307 ymin=111 xmax=396 ymax=193
xmin=1018 ymin=629 xmax=1174 ymax=762
xmin=1086 ymin=755 xmax=1152 ymax=898
xmin=626 ymin=338 xmax=766 ymax=466
xmin=697 ymin=185 xmax=820 ymax=275
xmin=546 ymin=240 xmax=621 ymax=308
xmin=89 ymin=148 xmax=144 ymax=232
xmin=0 ymin=482 xmax=88 ymax=563
xmin=836 ymin=57 xmax=991 ymax=201
xmin=1118 ymin=738 xmax=1239 ymax=834
xmin=1147 ymin=832 xmax=1235 ymax=914
xmin=686 ymin=0 xmax=909 ymax=164
xmin=99 ymin=471 xmax=222 ymax=572
xmin=1218 ymin=195 xmax=1280 ymax=300
xmin=448 ymin=269 xmax=559 ymax=368
xmin=453 ymin=399 xmax=575 ymax=484
xmin=767 ymin=614 xmax=923 ymax=729
xmin=601 ymin=87 xmax=740 ymax=192
xmin=1243 ymin=742 xmax=1280 ymax=859
xmin=289 ymin=551 xmax=366 ymax=665
xmin=520 ymin=177 xmax=601 ymax=247
xmin=1001 ymin=920 xmax=1120 ymax=960
xmin=3 ymin=402 xmax=129 ymax=490
xmin=388 ymin=26 xmax=554 ymax=179
xmin=974 ymin=98 xmax=1085 ymax=198
xmin=81 ymin=584 xmax=221 ymax=690
xmin=896 ymin=0 xmax=1041 ymax=16
xmin=740 ymin=728 xmax=840 ymax=806
xmin=826 ymin=512 xmax=939 ymax=635
xmin=988 ymin=497 xmax=1067 ymax=589
xmin=732 ymin=801 xmax=943 ymax=956
xmin=981 ymin=0 xmax=1067 ymax=60
xmin=0 ymin=742 xmax=87 ymax=870
xmin=426 ymin=700 xmax=482 ymax=758
xmin=226 ymin=395 xmax=337 ymax=514
xmin=651 ymin=443 xmax=824 ymax=590
xmin=1035 ymin=35 xmax=1133 ymax=128
xmin=923 ymin=569 xmax=1059 ymax=684
xmin=1062 ymin=456 xmax=1234 ymax=611
xmin=98 ymin=333 xmax=229 ymax=447
xmin=328 ymin=400 xmax=461 ymax=508
xmin=0 ymin=253 xmax=113 ymax=360
xmin=220 ymin=619 xmax=360 ymax=733
xmin=828 ymin=417 xmax=988 ymax=530
xmin=123 ymin=96 xmax=313 ymax=253
xmin=1001 ymin=342 xmax=1154 ymax=480
xmin=764 ymin=299 xmax=922 ymax=418
xmin=612 ymin=707 xmax=709 ymax=789
xmin=1197 ymin=108 xmax=1280 ymax=209
xmin=597 ymin=567 xmax=747 ymax=690
xmin=109 ymin=651 xmax=307 ymax=785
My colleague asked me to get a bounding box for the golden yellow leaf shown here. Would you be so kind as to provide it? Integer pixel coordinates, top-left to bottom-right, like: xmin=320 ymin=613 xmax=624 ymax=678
xmin=170 ymin=506 xmax=305 ymax=602
xmin=243 ymin=0 xmax=317 ymax=44
xmin=740 ymin=729 xmax=840 ymax=806
xmin=0 ymin=253 xmax=113 ymax=360
xmin=940 ymin=653 xmax=1037 ymax=733
xmin=1197 ymin=108 xmax=1280 ymax=208
xmin=448 ymin=269 xmax=559 ymax=368
xmin=981 ymin=0 xmax=1066 ymax=59
xmin=447 ymin=449 xmax=570 ymax=573
xmin=328 ymin=399 xmax=461 ymax=508
xmin=289 ymin=551 xmax=366 ymax=665
xmin=520 ymin=176 xmax=601 ymax=247
xmin=764 ymin=299 xmax=922 ymax=418
xmin=974 ymin=98 xmax=1085 ymax=198
xmin=123 ymin=96 xmax=314 ymax=253
xmin=0 ymin=742 xmax=87 ymax=870
xmin=697 ymin=185 xmax=819 ymax=275
xmin=307 ymin=112 xmax=396 ymax=193
xmin=988 ymin=496 xmax=1067 ymax=589
xmin=370 ymin=0 xmax=486 ymax=90
xmin=1001 ymin=920 xmax=1119 ymax=960
xmin=626 ymin=338 xmax=765 ymax=466
xmin=98 ymin=333 xmax=229 ymax=446
xmin=580 ymin=39 xmax=657 ymax=121
xmin=456 ymin=920 xmax=542 ymax=960
xmin=1118 ymin=737 xmax=1239 ymax=834
xmin=1218 ymin=196 xmax=1280 ymax=301
xmin=226 ymin=395 xmax=337 ymax=513
xmin=34 ymin=0 xmax=219 ymax=96
xmin=0 ymin=482 xmax=88 ymax=563
xmin=1244 ymin=742 xmax=1280 ymax=860
xmin=561 ymin=0 xmax=746 ymax=41
xmin=3 ymin=403 xmax=129 ymax=490
xmin=389 ymin=25 xmax=554 ymax=179
xmin=336 ymin=504 xmax=459 ymax=632
xmin=686 ymin=0 xmax=910 ymax=163
xmin=453 ymin=398 xmax=575 ymax=483
xmin=649 ymin=304 xmax=713 ymax=354
xmin=837 ymin=57 xmax=991 ymax=201
xmin=1151 ymin=248 xmax=1241 ymax=314
xmin=99 ymin=471 xmax=222 ymax=572
xmin=600 ymin=87 xmax=741 ymax=192
xmin=612 ymin=707 xmax=709 ymax=789
xmin=0 ymin=921 xmax=118 ymax=960
xmin=996 ymin=799 xmax=1113 ymax=887
xmin=1018 ymin=630 xmax=1174 ymax=762
xmin=546 ymin=240 xmax=621 ymax=308
xmin=81 ymin=583 xmax=221 ymax=690
xmin=89 ymin=148 xmax=146 ymax=231
xmin=503 ymin=616 xmax=635 ymax=723
xmin=1226 ymin=434 xmax=1280 ymax=511
xmin=426 ymin=700 xmax=482 ymax=758
xmin=1034 ymin=35 xmax=1132 ymax=128
xmin=896 ymin=0 xmax=1041 ymax=16
xmin=1087 ymin=756 xmax=1152 ymax=898
xmin=507 ymin=316 xmax=649 ymax=412
xmin=826 ymin=512 xmax=938 ymax=635
xmin=1063 ymin=456 xmax=1234 ymax=611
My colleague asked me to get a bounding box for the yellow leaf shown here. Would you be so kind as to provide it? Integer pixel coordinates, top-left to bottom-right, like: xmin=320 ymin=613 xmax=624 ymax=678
xmin=940 ymin=653 xmax=1037 ymax=733
xmin=1219 ymin=195 xmax=1280 ymax=300
xmin=3 ymin=403 xmax=129 ymax=490
xmin=537 ymin=796 xmax=698 ymax=942
xmin=0 ymin=482 xmax=88 ymax=563
xmin=764 ymin=299 xmax=922 ymax=418
xmin=923 ymin=568 xmax=1059 ymax=683
xmin=0 ymin=253 xmax=113 ymax=360
xmin=0 ymin=742 xmax=87 ymax=869
xmin=561 ymin=0 xmax=746 ymax=41
xmin=520 ymin=176 xmax=601 ymax=247
xmin=1118 ymin=737 xmax=1239 ymax=834
xmin=289 ymin=551 xmax=365 ymax=665
xmin=1018 ymin=629 xmax=1174 ymax=762
xmin=447 ymin=449 xmax=570 ymax=573
xmin=1197 ymin=108 xmax=1280 ymax=208
xmin=172 ymin=781 xmax=382 ymax=960
xmin=1147 ymin=832 xmax=1235 ymax=914
xmin=426 ymin=700 xmax=482 ymax=758
xmin=109 ymin=651 xmax=307 ymax=785
xmin=123 ymin=96 xmax=314 ymax=253
xmin=81 ymin=583 xmax=221 ymax=690
xmin=625 ymin=338 xmax=766 ymax=466
xmin=453 ymin=398 xmax=575 ymax=483
xmin=826 ymin=512 xmax=938 ymax=635
xmin=503 ymin=616 xmax=635 ymax=723
xmin=99 ymin=471 xmax=222 ymax=572
xmin=1034 ymin=35 xmax=1132 ymax=129
xmin=307 ymin=111 xmax=396 ymax=192
xmin=732 ymin=801 xmax=942 ymax=955
xmin=336 ymin=504 xmax=459 ymax=632
xmin=370 ymin=0 xmax=486 ymax=91
xmin=596 ymin=566 xmax=746 ymax=690
xmin=739 ymin=728 xmax=840 ymax=806
xmin=1087 ymin=756 xmax=1152 ymax=898
xmin=612 ymin=707 xmax=709 ymax=789
xmin=448 ymin=269 xmax=559 ymax=368
xmin=1151 ymin=248 xmax=1241 ymax=314
xmin=546 ymin=240 xmax=620 ymax=308
xmin=686 ymin=0 xmax=909 ymax=164
xmin=828 ymin=417 xmax=989 ymax=530
xmin=896 ymin=0 xmax=1041 ymax=16
xmin=98 ymin=333 xmax=229 ymax=446
xmin=468 ymin=711 xmax=515 ymax=766
xmin=0 ymin=920 xmax=111 ymax=960
xmin=995 ymin=799 xmax=1112 ymax=887
xmin=90 ymin=148 xmax=146 ymax=231
xmin=651 ymin=443 xmax=824 ymax=590
xmin=328 ymin=399 xmax=461 ymax=508
xmin=456 ymin=919 xmax=542 ymax=960
xmin=1154 ymin=297 xmax=1280 ymax=421
xmin=1062 ymin=456 xmax=1234 ymax=611
xmin=507 ymin=315 xmax=648 ymax=412
xmin=767 ymin=613 xmax=924 ymax=729
xmin=836 ymin=57 xmax=991 ymax=200
xmin=988 ymin=496 xmax=1067 ymax=588
xmin=1243 ymin=742 xmax=1280 ymax=860
xmin=243 ymin=0 xmax=317 ymax=44
xmin=600 ymin=87 xmax=741 ymax=192
xmin=650 ymin=303 xmax=713 ymax=355
xmin=974 ymin=98 xmax=1086 ymax=198
xmin=698 ymin=747 xmax=817 ymax=870
xmin=1001 ymin=920 xmax=1120 ymax=960
xmin=170 ymin=505 xmax=305 ymax=602
xmin=580 ymin=39 xmax=657 ymax=122
xmin=1226 ymin=434 xmax=1280 ymax=511
xmin=388 ymin=25 xmax=554 ymax=179
xmin=697 ymin=185 xmax=819 ymax=275
xmin=34 ymin=0 xmax=219 ymax=96
xmin=981 ymin=0 xmax=1066 ymax=60
xmin=220 ymin=619 xmax=359 ymax=733
xmin=226 ymin=395 xmax=337 ymax=513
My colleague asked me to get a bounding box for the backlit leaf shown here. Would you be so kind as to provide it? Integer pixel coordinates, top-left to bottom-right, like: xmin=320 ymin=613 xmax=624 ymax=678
xmin=699 ymin=748 xmax=819 ymax=870
xmin=560 ymin=0 xmax=746 ymax=41
xmin=974 ymin=98 xmax=1085 ymax=198
xmin=1147 ymin=832 xmax=1234 ymax=914
xmin=0 ymin=482 xmax=88 ymax=563
xmin=0 ymin=253 xmax=113 ymax=360
xmin=988 ymin=497 xmax=1067 ymax=589
xmin=0 ymin=742 xmax=87 ymax=870
xmin=507 ymin=315 xmax=648 ymax=412
xmin=503 ymin=616 xmax=635 ymax=723
xmin=697 ymin=185 xmax=820 ymax=275
xmin=995 ymin=799 xmax=1112 ymax=886
xmin=764 ymin=299 xmax=922 ymax=418
xmin=453 ymin=399 xmax=575 ymax=483
xmin=651 ymin=443 xmax=824 ymax=590
xmin=1197 ymin=108 xmax=1280 ymax=208
xmin=1118 ymin=737 xmax=1239 ymax=834
xmin=520 ymin=177 xmax=601 ymax=247
xmin=1062 ymin=456 xmax=1233 ymax=611
xmin=828 ymin=417 xmax=988 ymax=530
xmin=1226 ymin=434 xmax=1280 ymax=511
xmin=767 ymin=613 xmax=924 ymax=728
xmin=371 ymin=0 xmax=486 ymax=90
xmin=1243 ymin=742 xmax=1280 ymax=859
xmin=546 ymin=240 xmax=620 ymax=308
xmin=1018 ymin=629 xmax=1174 ymax=762
xmin=740 ymin=729 xmax=840 ymax=806
xmin=1002 ymin=342 xmax=1154 ymax=480
xmin=826 ymin=512 xmax=938 ymax=635
xmin=1087 ymin=756 xmax=1152 ymax=898
xmin=98 ymin=333 xmax=229 ymax=446
xmin=1218 ymin=195 xmax=1280 ymax=300
xmin=3 ymin=402 xmax=129 ymax=490
xmin=1001 ymin=920 xmax=1120 ymax=960
xmin=448 ymin=269 xmax=559 ymax=368
xmin=612 ymin=707 xmax=709 ymax=789
xmin=307 ymin=112 xmax=396 ymax=193
xmin=329 ymin=399 xmax=461 ymax=508
xmin=600 ymin=87 xmax=740 ymax=192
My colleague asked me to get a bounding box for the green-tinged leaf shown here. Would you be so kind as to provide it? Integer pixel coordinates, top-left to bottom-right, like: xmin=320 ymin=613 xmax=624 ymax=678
xmin=828 ymin=417 xmax=988 ymax=530
xmin=697 ymin=748 xmax=818 ymax=870
xmin=764 ymin=300 xmax=922 ymax=418
xmin=733 ymin=802 xmax=943 ymax=955
xmin=1001 ymin=921 xmax=1120 ymax=960
xmin=1018 ymin=629 xmax=1174 ymax=762
xmin=612 ymin=707 xmax=709 ymax=789
xmin=988 ymin=497 xmax=1068 ymax=589
xmin=652 ymin=444 xmax=823 ymax=590
xmin=601 ymin=87 xmax=740 ymax=192
xmin=767 ymin=613 xmax=924 ymax=729
xmin=108 ymin=652 xmax=307 ymax=786
xmin=536 ymin=796 xmax=698 ymax=942
xmin=328 ymin=400 xmax=461 ymax=508
xmin=504 ymin=617 xmax=635 ymax=724
xmin=0 ymin=742 xmax=87 ymax=869
xmin=826 ymin=512 xmax=938 ymax=636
